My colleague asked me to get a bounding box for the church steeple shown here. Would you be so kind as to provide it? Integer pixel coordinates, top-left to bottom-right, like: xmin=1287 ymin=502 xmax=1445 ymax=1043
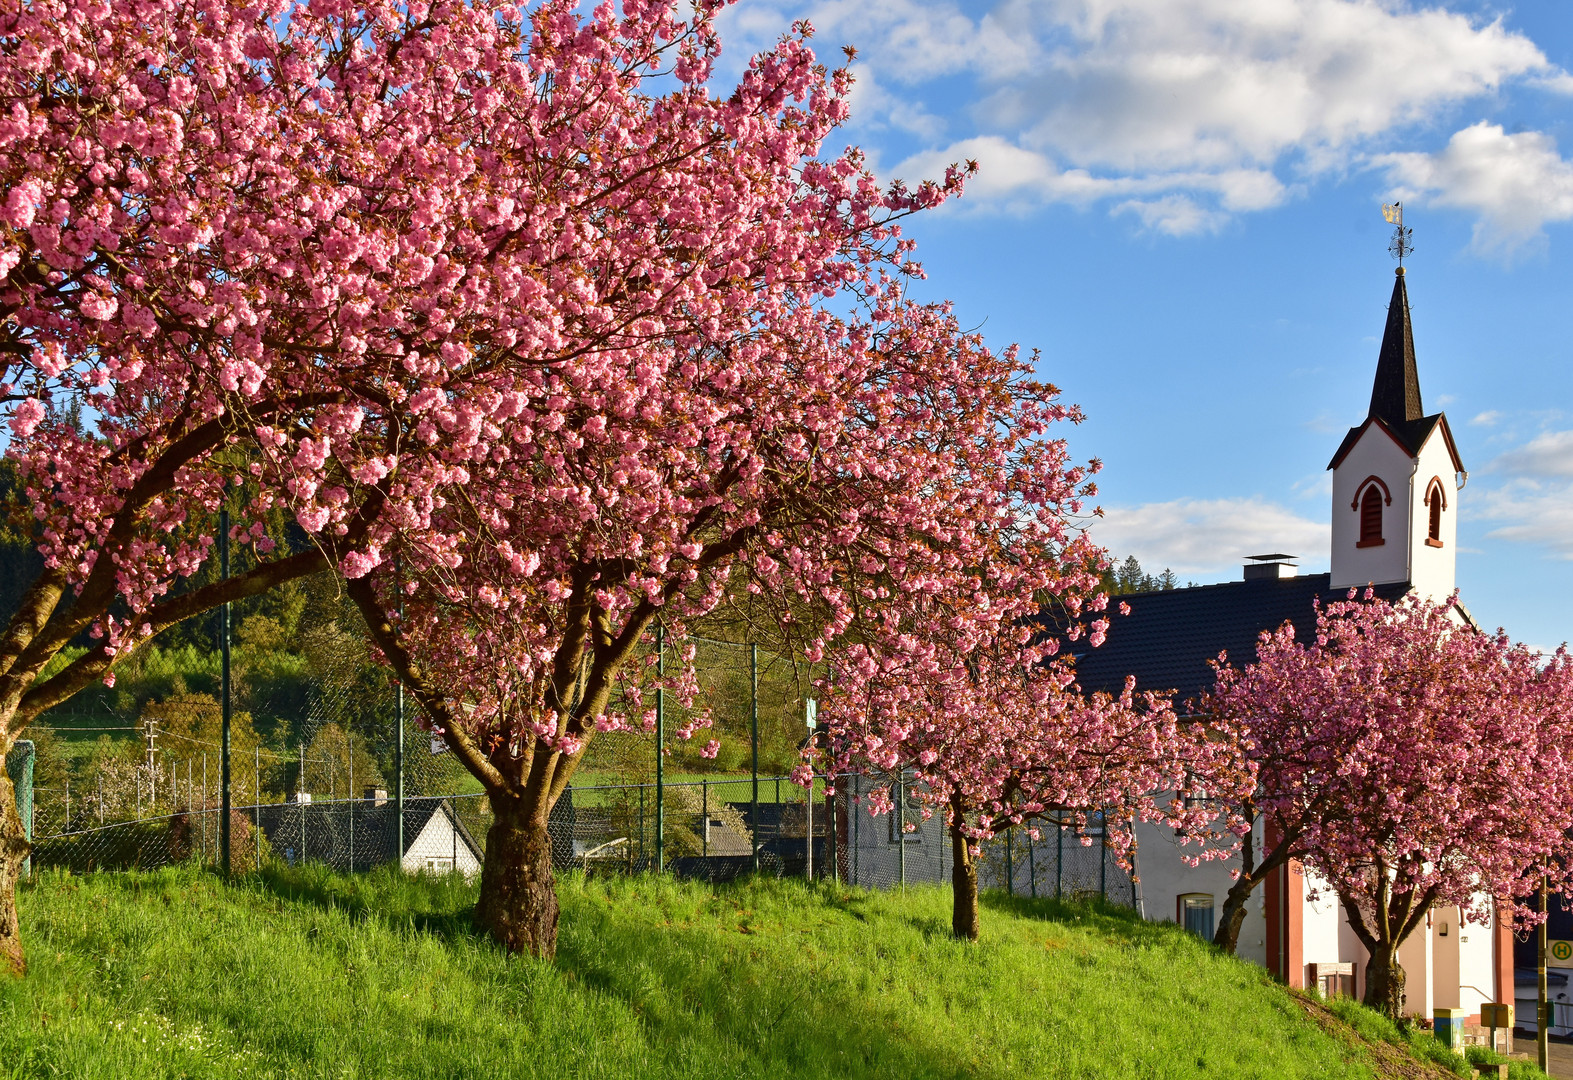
xmin=1329 ymin=260 xmax=1464 ymax=601
xmin=1368 ymin=267 xmax=1423 ymax=424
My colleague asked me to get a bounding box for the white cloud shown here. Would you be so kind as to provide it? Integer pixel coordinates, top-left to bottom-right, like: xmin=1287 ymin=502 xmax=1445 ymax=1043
xmin=1092 ymin=497 xmax=1329 ymax=578
xmin=723 ymin=0 xmax=1568 ymax=241
xmin=844 ymin=64 xmax=947 ymax=140
xmin=1490 ymin=429 xmax=1573 ymax=478
xmin=1470 ymin=410 xmax=1503 ymax=427
xmin=1379 ymin=122 xmax=1573 ymax=258
xmin=991 ymin=0 xmax=1551 ymax=175
xmin=1113 ymin=195 xmax=1228 ymax=236
xmin=1476 ymin=480 xmax=1573 ymax=558
xmin=1471 ymin=431 xmax=1573 ymax=558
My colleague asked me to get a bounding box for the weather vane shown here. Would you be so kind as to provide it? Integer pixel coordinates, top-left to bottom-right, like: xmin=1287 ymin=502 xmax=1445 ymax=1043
xmin=1383 ymin=202 xmax=1413 ymax=265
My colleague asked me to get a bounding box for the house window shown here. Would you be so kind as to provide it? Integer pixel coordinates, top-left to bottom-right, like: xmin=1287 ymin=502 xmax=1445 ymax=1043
xmin=1358 ymin=485 xmax=1384 ymax=547
xmin=425 ymin=857 xmax=453 ymax=873
xmin=1428 ymin=496 xmax=1441 ymax=542
xmin=1180 ymin=894 xmax=1214 ymax=940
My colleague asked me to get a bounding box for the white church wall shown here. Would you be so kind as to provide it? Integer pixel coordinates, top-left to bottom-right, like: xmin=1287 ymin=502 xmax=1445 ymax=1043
xmin=1331 ymin=424 xmax=1415 ymax=590
xmin=1407 ymin=428 xmax=1459 ymax=604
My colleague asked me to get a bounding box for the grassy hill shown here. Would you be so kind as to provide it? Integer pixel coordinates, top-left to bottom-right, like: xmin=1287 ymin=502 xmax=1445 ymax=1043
xmin=0 ymin=867 xmax=1533 ymax=1079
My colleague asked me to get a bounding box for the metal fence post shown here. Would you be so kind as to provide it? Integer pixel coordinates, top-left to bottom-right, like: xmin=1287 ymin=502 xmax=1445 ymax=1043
xmin=1056 ymin=819 xmax=1063 ymax=900
xmin=852 ymin=775 xmax=859 ymax=887
xmin=394 ymin=554 xmax=405 ymax=871
xmin=806 ymin=773 xmax=813 ymax=881
xmin=1029 ymin=830 xmax=1037 ymax=899
xmin=655 ymin=626 xmax=664 ymax=874
xmin=897 ymin=773 xmax=906 ymax=890
xmin=702 ymin=777 xmax=708 ymax=860
xmin=750 ymin=643 xmax=759 ymax=874
xmin=219 ymin=508 xmax=233 ymax=876
xmin=1099 ymin=810 xmax=1108 ymax=902
xmin=828 ymin=777 xmax=838 ymax=885
xmin=254 ymin=747 xmax=261 ymax=867
xmin=1006 ymin=827 xmax=1014 ymax=896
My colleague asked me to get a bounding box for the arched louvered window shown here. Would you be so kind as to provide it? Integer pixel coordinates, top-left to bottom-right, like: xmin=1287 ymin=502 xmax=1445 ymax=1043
xmin=1424 ymin=477 xmax=1447 ymax=548
xmin=1359 ymin=485 xmax=1384 ymax=546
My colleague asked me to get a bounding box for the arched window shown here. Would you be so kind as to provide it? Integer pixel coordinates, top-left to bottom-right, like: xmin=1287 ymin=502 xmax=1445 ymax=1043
xmin=1358 ymin=485 xmax=1384 ymax=547
xmin=1424 ymin=477 xmax=1447 ymax=548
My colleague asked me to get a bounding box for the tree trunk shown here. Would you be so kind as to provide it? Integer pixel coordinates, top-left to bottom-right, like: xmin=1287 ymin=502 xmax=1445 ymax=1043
xmin=474 ymin=796 xmax=559 ymax=959
xmin=0 ymin=757 xmax=30 ymax=978
xmin=1362 ymin=942 xmax=1407 ymax=1021
xmin=1212 ymin=871 xmax=1259 ymax=954
xmin=950 ymin=822 xmax=980 ymax=941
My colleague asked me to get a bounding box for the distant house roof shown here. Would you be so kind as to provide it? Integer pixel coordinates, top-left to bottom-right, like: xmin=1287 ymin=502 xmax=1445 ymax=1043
xmin=1067 ymin=573 xmax=1412 ymax=709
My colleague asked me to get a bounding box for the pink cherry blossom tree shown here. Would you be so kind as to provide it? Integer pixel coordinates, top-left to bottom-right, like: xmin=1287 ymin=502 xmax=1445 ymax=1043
xmin=1204 ymin=593 xmax=1573 ymax=1019
xmin=343 ymin=292 xmax=1108 ymax=956
xmin=0 ymin=0 xmax=969 ymax=975
xmin=818 ymin=624 xmax=1249 ymax=939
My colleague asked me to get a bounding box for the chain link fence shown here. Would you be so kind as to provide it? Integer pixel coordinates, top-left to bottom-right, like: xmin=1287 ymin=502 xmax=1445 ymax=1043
xmin=11 ymin=614 xmax=1134 ymax=909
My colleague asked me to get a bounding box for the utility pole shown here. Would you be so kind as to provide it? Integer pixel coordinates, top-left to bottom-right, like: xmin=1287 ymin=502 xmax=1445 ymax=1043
xmin=1541 ymin=862 xmax=1550 ymax=1073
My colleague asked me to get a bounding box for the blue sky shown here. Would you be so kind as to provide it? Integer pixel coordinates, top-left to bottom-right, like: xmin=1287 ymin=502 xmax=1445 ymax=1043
xmin=718 ymin=0 xmax=1573 ymax=649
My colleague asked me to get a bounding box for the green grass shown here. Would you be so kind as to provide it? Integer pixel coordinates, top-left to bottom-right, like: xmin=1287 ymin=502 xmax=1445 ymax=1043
xmin=0 ymin=866 xmax=1465 ymax=1079
xmin=1321 ymin=997 xmax=1546 ymax=1080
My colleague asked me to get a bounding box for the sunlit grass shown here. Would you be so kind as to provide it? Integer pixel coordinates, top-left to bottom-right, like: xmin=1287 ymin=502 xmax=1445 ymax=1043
xmin=1 ymin=865 xmax=1436 ymax=1078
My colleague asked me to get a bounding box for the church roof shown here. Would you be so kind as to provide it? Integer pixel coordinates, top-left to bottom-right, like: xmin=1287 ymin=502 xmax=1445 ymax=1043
xmin=1066 ymin=573 xmax=1412 ymax=709
xmin=1370 ymin=268 xmax=1423 ymax=425
xmin=1326 ymin=269 xmax=1465 ymax=474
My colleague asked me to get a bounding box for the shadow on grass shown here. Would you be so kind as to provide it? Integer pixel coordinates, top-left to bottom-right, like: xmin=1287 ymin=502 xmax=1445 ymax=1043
xmin=979 ymin=890 xmax=1179 ymax=947
xmin=248 ymin=862 xmax=483 ymax=944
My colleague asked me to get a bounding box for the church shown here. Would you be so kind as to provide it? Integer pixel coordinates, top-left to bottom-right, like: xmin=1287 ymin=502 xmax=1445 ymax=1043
xmin=1071 ymin=266 xmax=1514 ymax=1030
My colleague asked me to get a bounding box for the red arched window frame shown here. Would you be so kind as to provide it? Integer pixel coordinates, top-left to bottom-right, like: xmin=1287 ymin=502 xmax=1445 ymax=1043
xmin=1353 ymin=476 xmax=1390 ymax=549
xmin=1424 ymin=477 xmax=1447 ymax=548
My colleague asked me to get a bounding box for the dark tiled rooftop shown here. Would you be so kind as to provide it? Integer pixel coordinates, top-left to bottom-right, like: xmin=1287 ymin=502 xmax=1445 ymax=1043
xmin=1067 ymin=572 xmax=1411 ymax=708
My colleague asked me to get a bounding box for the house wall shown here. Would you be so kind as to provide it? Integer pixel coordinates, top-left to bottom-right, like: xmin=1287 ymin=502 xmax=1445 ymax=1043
xmin=1398 ymin=912 xmax=1436 ymax=1019
xmin=1433 ymin=906 xmax=1462 ymax=1010
xmin=1456 ymin=897 xmax=1500 ymax=1018
xmin=1132 ymin=818 xmax=1268 ymax=968
xmin=1331 ymin=423 xmax=1419 ymax=590
xmin=1301 ymin=868 xmax=1346 ymax=980
xmin=403 ymin=811 xmax=482 ymax=879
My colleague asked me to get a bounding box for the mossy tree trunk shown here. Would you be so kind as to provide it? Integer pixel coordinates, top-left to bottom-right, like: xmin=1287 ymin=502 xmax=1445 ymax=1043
xmin=0 ymin=752 xmax=30 ymax=978
xmin=475 ymin=794 xmax=560 ymax=959
xmin=950 ymin=813 xmax=980 ymax=941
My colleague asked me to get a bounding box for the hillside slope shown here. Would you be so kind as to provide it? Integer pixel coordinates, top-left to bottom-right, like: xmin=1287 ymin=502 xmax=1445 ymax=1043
xmin=0 ymin=867 xmax=1471 ymax=1079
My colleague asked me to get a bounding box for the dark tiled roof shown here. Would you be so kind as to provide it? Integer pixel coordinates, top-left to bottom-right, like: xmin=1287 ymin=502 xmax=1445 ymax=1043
xmin=1067 ymin=573 xmax=1411 ymax=709
xmin=1326 ymin=412 xmax=1454 ymax=471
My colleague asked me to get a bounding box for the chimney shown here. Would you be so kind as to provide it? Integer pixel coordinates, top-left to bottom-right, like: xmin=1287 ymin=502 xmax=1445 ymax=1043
xmin=1244 ymin=553 xmax=1298 ymax=581
xmin=365 ymin=787 xmax=388 ymax=807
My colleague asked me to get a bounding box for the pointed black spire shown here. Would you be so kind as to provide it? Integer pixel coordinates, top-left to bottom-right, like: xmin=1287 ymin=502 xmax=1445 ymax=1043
xmin=1369 ymin=267 xmax=1423 ymax=424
